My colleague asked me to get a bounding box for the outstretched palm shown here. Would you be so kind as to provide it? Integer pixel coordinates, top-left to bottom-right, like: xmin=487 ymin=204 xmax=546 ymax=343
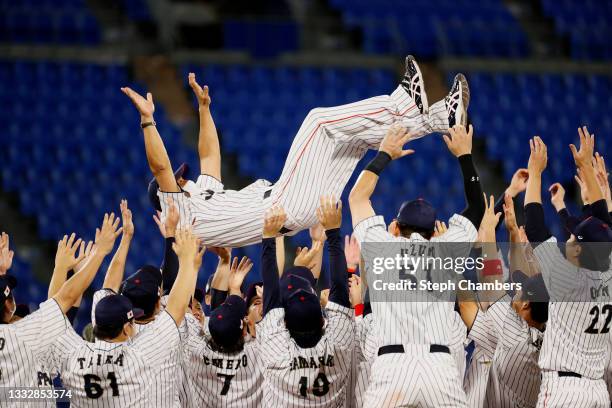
xmin=121 ymin=87 xmax=155 ymax=119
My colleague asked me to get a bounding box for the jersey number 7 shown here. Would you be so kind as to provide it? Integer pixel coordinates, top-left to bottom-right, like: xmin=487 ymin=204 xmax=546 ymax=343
xmin=217 ymin=373 xmax=235 ymax=395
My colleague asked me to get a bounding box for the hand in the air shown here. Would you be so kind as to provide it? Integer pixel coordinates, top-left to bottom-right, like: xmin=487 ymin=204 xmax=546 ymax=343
xmin=54 ymin=233 xmax=85 ymax=273
xmin=294 ymin=241 xmax=323 ymax=270
xmin=569 ymin=126 xmax=595 ymax=169
xmin=316 ymin=196 xmax=342 ymax=230
xmin=527 ymin=136 xmax=547 ymax=175
xmin=228 ymin=256 xmax=253 ymax=293
xmin=443 ymin=124 xmax=473 ymax=157
xmin=379 ymin=125 xmax=415 ymax=160
xmin=507 ymin=169 xmax=529 ymax=197
xmin=548 ymin=183 xmax=566 ymax=211
xmin=263 ymin=206 xmax=287 ymax=238
xmin=188 ymin=73 xmax=211 ymax=108
xmin=94 ymin=213 xmax=123 ymax=255
xmin=120 ymin=199 xmax=134 ymax=239
xmin=121 ymin=87 xmax=155 ymax=120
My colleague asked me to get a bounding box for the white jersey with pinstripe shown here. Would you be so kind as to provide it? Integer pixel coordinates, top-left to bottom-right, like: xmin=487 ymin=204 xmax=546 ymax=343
xmin=0 ymin=299 xmax=68 ymax=408
xmin=47 ymin=311 xmax=180 ymax=408
xmin=469 ymin=297 xmax=543 ymax=408
xmin=533 ymin=236 xmax=610 ymax=407
xmin=450 ymin=310 xmax=468 ymax=383
xmin=348 ymin=313 xmax=378 ymax=408
xmin=158 ymin=86 xmax=451 ymax=247
xmin=181 ymin=313 xmax=263 ymax=407
xmin=257 ymin=302 xmax=354 ymax=408
xmin=353 ymin=214 xmax=476 ymax=407
xmin=464 ymin=341 xmax=492 ymax=408
xmin=90 ymin=289 xmax=183 ymax=407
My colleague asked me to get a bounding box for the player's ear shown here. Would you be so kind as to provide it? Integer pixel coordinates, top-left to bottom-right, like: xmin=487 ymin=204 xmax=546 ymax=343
xmin=388 ymin=220 xmax=400 ymax=236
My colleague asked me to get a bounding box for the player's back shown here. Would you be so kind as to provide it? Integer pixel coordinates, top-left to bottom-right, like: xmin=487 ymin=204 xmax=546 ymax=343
xmin=0 ymin=299 xmax=68 ymax=406
xmin=185 ymin=329 xmax=263 ymax=408
xmin=257 ymin=303 xmax=354 ymax=408
xmin=49 ymin=311 xmax=180 ymax=408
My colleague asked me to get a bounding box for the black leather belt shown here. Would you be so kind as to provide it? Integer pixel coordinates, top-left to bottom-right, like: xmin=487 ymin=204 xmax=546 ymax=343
xmin=558 ymin=371 xmax=582 ymax=378
xmin=378 ymin=344 xmax=450 ymax=356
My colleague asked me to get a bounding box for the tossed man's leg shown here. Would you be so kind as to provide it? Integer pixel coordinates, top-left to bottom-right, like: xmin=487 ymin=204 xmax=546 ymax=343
xmin=272 ymin=58 xmax=468 ymax=231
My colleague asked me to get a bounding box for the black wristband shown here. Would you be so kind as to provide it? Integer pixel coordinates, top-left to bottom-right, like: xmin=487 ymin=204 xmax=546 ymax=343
xmin=365 ymin=151 xmax=392 ymax=175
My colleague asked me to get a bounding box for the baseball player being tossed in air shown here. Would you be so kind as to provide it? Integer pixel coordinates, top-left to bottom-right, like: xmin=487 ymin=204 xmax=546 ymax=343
xmin=348 ymin=123 xmax=485 ymax=407
xmin=121 ymin=56 xmax=469 ymax=247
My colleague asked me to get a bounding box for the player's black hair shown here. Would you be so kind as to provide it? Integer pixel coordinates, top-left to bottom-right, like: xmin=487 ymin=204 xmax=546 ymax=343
xmin=93 ymin=321 xmax=129 ymax=341
xmin=288 ymin=326 xmax=324 ymax=348
xmin=525 ymin=300 xmax=548 ymax=324
xmin=397 ymin=223 xmax=434 ymax=240
xmin=0 ymin=294 xmax=15 ymax=324
xmin=208 ymin=336 xmax=245 ymax=354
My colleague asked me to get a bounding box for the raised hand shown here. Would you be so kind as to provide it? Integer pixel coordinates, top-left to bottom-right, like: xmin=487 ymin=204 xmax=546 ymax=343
xmin=74 ymin=240 xmax=94 ymax=273
xmin=344 ymin=235 xmax=360 ymax=269
xmin=188 ymin=73 xmax=211 ymax=108
xmin=569 ymin=126 xmax=595 ymax=169
xmin=120 ymin=87 xmax=155 ymax=120
xmin=262 ymin=206 xmax=287 ymax=238
xmin=574 ymin=169 xmax=589 ymax=204
xmin=54 ymin=233 xmax=85 ymax=273
xmin=120 ymin=199 xmax=134 ymax=239
xmin=228 ymin=256 xmax=253 ymax=294
xmin=348 ymin=274 xmax=362 ymax=308
xmin=153 ymin=211 xmax=167 ymax=238
xmin=0 ymin=232 xmax=14 ymax=275
xmin=172 ymin=229 xmax=205 ymax=269
xmin=548 ymin=183 xmax=566 ymax=211
xmin=527 ymin=136 xmax=547 ymax=175
xmin=94 ymin=213 xmax=123 ymax=255
xmin=294 ymin=241 xmax=323 ymax=270
xmin=309 ymin=223 xmax=327 ymax=243
xmin=479 ymin=194 xmax=502 ymax=242
xmin=433 ymin=220 xmax=448 ymax=237
xmin=316 ymin=196 xmax=342 ymax=230
xmin=209 ymin=246 xmax=231 ymax=264
xmin=594 ymin=152 xmax=612 ymax=207
xmin=379 ymin=125 xmax=415 ymax=160
xmin=507 ymin=168 xmax=529 ymax=197
xmin=443 ymin=124 xmax=473 ymax=157
xmin=503 ymin=193 xmax=519 ymax=232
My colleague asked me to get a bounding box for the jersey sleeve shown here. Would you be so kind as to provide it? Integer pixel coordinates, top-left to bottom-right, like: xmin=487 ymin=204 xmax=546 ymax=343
xmin=14 ymin=298 xmax=69 ymax=356
xmin=256 ymin=308 xmax=291 ymax=365
xmin=46 ymin=326 xmax=83 ymax=374
xmin=158 ymin=189 xmax=194 ymax=229
xmin=181 ymin=313 xmax=206 ymax=357
xmin=533 ymin=236 xmax=582 ymax=298
xmin=468 ymin=306 xmax=502 ymax=356
xmin=324 ymin=301 xmax=355 ymax=350
xmin=90 ymin=288 xmax=115 ymax=326
xmin=132 ymin=310 xmax=180 ymax=364
xmin=353 ymin=215 xmax=394 ymax=243
xmin=196 ymin=174 xmax=224 ymax=191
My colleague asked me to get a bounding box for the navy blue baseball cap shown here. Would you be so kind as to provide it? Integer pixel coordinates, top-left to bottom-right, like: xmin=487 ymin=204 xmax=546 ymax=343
xmin=0 ymin=275 xmax=16 ymax=302
xmin=147 ymin=163 xmax=191 ymax=211
xmin=208 ymin=295 xmax=246 ymax=348
xmin=396 ymin=198 xmax=436 ymax=231
xmin=120 ymin=265 xmax=162 ymax=316
xmin=193 ymin=288 xmax=204 ymax=304
xmin=244 ymin=281 xmax=263 ymax=307
xmin=573 ymin=216 xmax=612 ymax=243
xmin=280 ymin=271 xmax=315 ymax=303
xmin=512 ymin=271 xmax=550 ymax=303
xmin=284 ymin=288 xmax=323 ymax=332
xmin=95 ymin=294 xmax=144 ymax=327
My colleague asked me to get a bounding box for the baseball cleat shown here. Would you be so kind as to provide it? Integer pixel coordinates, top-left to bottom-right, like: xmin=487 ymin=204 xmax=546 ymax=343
xmin=445 ymin=73 xmax=470 ymax=128
xmin=401 ymin=55 xmax=429 ymax=115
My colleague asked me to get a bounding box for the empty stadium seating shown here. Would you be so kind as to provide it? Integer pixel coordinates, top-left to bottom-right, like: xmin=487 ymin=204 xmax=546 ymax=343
xmin=329 ymin=0 xmax=529 ymax=57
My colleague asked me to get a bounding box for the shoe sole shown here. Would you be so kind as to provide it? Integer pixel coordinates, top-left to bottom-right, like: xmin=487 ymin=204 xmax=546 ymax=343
xmin=454 ymin=73 xmax=470 ymax=127
xmin=406 ymin=55 xmax=429 ymax=115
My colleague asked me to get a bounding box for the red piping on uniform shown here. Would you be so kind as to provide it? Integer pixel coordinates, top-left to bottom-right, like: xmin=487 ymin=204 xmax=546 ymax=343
xmin=272 ymin=103 xmax=418 ymax=203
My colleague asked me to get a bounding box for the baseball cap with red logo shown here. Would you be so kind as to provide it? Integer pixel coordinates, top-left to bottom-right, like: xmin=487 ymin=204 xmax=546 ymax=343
xmin=208 ymin=295 xmax=246 ymax=348
xmin=120 ymin=265 xmax=163 ymax=317
xmin=95 ymin=294 xmax=144 ymax=327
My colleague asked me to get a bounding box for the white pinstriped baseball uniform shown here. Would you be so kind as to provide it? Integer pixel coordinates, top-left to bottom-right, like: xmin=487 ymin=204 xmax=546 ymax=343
xmin=450 ymin=310 xmax=468 ymax=384
xmin=257 ymin=302 xmax=354 ymax=407
xmin=181 ymin=313 xmax=263 ymax=407
xmin=534 ymin=237 xmax=610 ymax=407
xmin=158 ymin=86 xmax=451 ymax=247
xmin=354 ymin=214 xmax=477 ymax=408
xmin=89 ymin=289 xmax=183 ymax=407
xmin=0 ymin=299 xmax=68 ymax=407
xmin=468 ymin=296 xmax=544 ymax=408
xmin=464 ymin=341 xmax=493 ymax=408
xmin=348 ymin=313 xmax=378 ymax=408
xmin=47 ymin=311 xmax=180 ymax=408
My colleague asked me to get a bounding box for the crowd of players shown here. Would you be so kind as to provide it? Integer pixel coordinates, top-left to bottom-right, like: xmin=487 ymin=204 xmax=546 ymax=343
xmin=1 ymin=56 xmax=612 ymax=408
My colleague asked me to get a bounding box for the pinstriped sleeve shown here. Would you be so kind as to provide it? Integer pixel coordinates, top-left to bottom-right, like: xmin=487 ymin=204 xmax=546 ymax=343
xmin=353 ymin=216 xmax=392 ymax=243
xmin=158 ymin=190 xmax=194 ymax=229
xmin=257 ymin=308 xmax=291 ymax=365
xmin=325 ymin=301 xmax=355 ymax=350
xmin=468 ymin=308 xmax=498 ymax=356
xmin=133 ymin=310 xmax=180 ymax=364
xmin=14 ymin=299 xmax=69 ymax=355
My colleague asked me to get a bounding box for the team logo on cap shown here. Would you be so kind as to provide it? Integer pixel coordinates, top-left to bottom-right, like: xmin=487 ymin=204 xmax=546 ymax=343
xmin=127 ymin=310 xmax=134 ymax=319
xmin=3 ymin=286 xmax=9 ymax=297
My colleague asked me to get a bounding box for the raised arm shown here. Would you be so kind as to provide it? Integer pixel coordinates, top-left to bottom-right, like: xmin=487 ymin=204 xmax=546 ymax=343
xmin=53 ymin=214 xmax=122 ymax=314
xmin=121 ymin=87 xmax=179 ymax=193
xmin=549 ymin=183 xmax=573 ymax=242
xmin=570 ymin=127 xmax=610 ymax=224
xmin=159 ymin=199 xmax=180 ymax=295
xmin=189 ymin=73 xmax=221 ymax=180
xmin=349 ymin=125 xmax=414 ymax=227
xmin=102 ymin=200 xmax=134 ymax=292
xmin=594 ymin=152 xmax=612 ymax=213
xmin=443 ymin=124 xmax=485 ymax=229
xmin=0 ymin=233 xmax=14 ymax=275
xmin=209 ymin=247 xmax=232 ymax=309
xmin=166 ymin=229 xmax=205 ymax=326
xmin=261 ymin=207 xmax=286 ymax=315
xmin=227 ymin=257 xmax=253 ymax=297
xmin=307 ymin=224 xmax=326 ymax=281
xmin=524 ymin=136 xmax=552 ymax=244
xmin=317 ymin=196 xmax=351 ymax=308
xmin=494 ymin=168 xmax=529 ymax=229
